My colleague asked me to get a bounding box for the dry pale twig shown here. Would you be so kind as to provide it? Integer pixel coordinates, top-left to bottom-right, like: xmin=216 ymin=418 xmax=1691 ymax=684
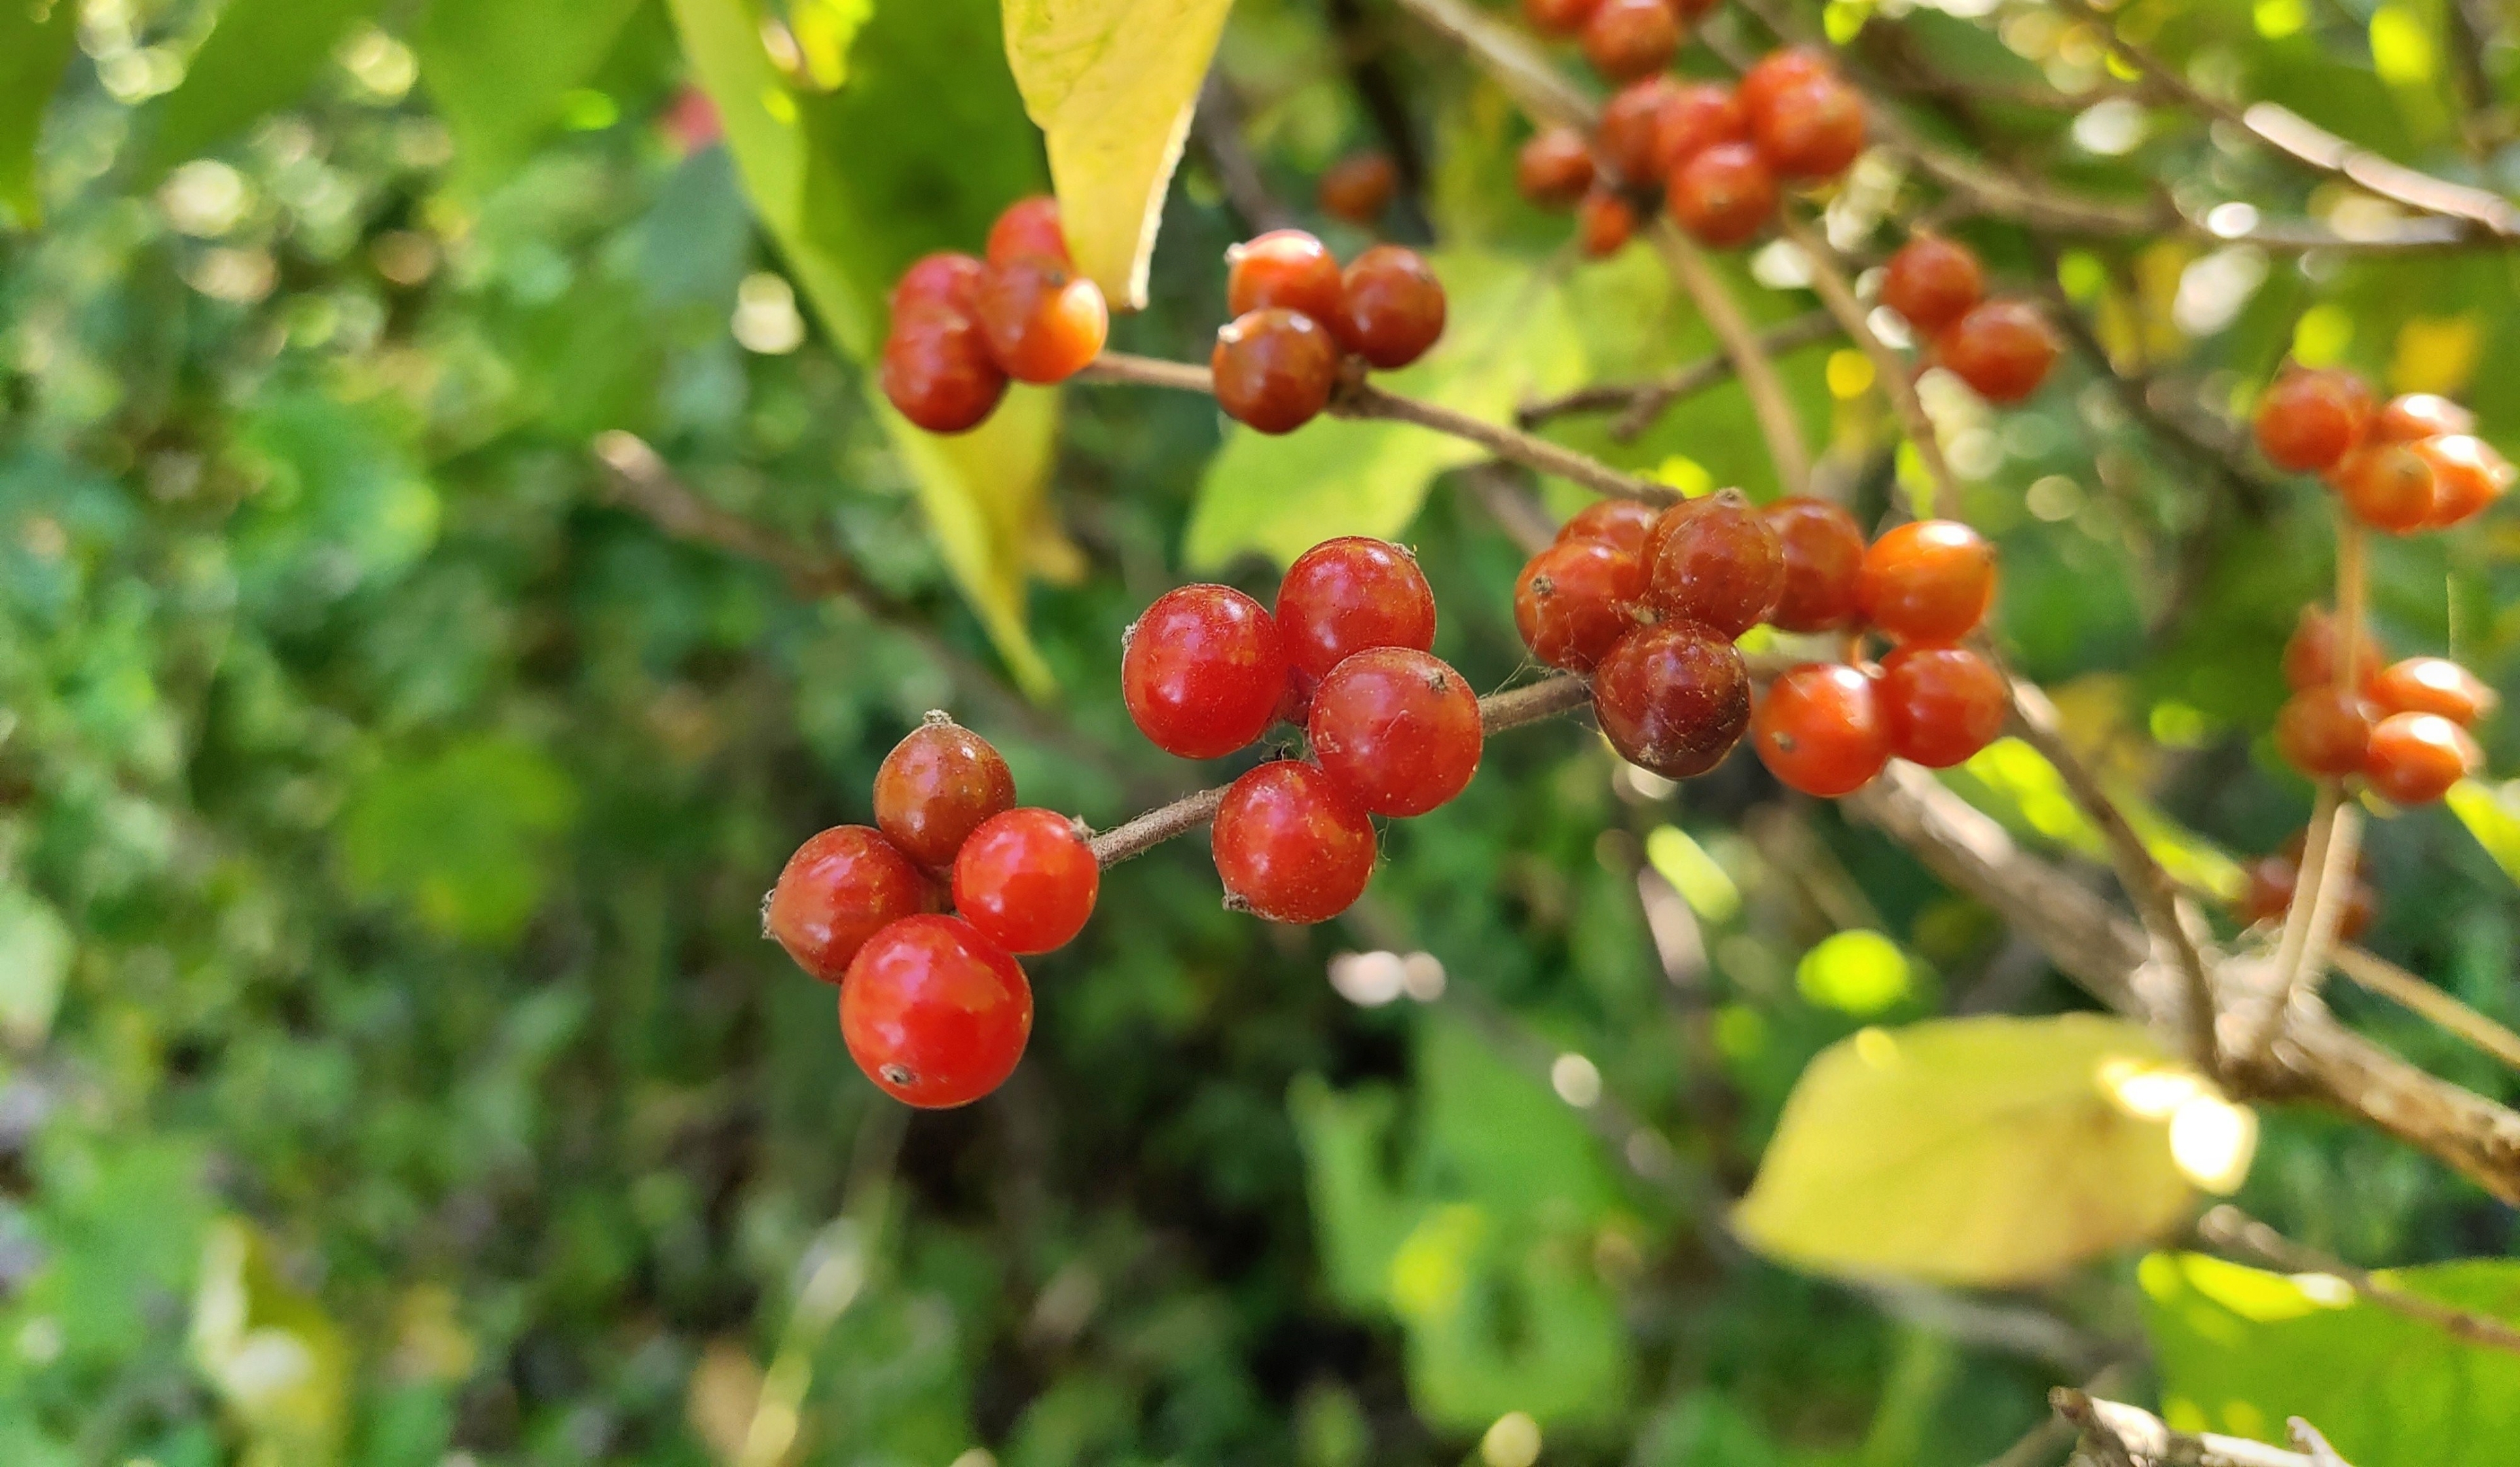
xmin=2197 ymin=1204 xmax=2520 ymax=1358
xmin=2051 ymin=1390 xmax=2333 ymax=1467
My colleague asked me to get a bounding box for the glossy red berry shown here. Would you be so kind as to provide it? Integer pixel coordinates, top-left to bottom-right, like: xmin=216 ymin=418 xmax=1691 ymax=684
xmin=1880 ymin=234 xmax=1984 ymax=337
xmin=2282 ymin=605 xmax=2386 ymax=695
xmin=952 ymin=808 xmax=1099 ymax=955
xmin=1649 ymin=490 xmax=1785 ymax=638
xmin=1579 ymin=188 xmax=1638 ymax=258
xmin=2372 ymin=657 xmax=2495 ymax=727
xmin=1336 ymin=245 xmax=1446 ymax=369
xmin=1582 ymin=0 xmax=1681 ymax=82
xmin=881 ymin=304 xmax=1010 ymax=434
xmin=1936 ymin=300 xmax=2058 ymax=404
xmin=1591 ymin=620 xmax=1752 ymax=779
xmin=766 ymin=826 xmax=930 ymax=983
xmin=1668 ymin=141 xmax=1777 ymax=249
xmin=2253 ymin=368 xmax=2373 ymax=472
xmin=1764 ymin=495 xmax=1867 ymax=632
xmin=1738 ymin=49 xmax=1836 ymax=122
xmin=987 ymin=194 xmax=1070 ymax=266
xmin=1211 ymin=761 xmax=1378 ymax=923
xmin=1213 ymin=308 xmax=1341 ymax=433
xmin=1753 ymin=664 xmax=1891 ymax=796
xmin=2364 ymin=712 xmax=2479 ymax=805
xmin=892 ymin=251 xmax=988 ymax=316
xmin=874 ymin=715 xmax=1018 ymax=869
xmin=1522 ymin=0 xmax=1603 ymax=36
xmin=1599 ymin=77 xmax=1678 ymax=184
xmin=1858 ymin=519 xmax=1996 ymax=645
xmin=2415 ymin=435 xmax=2513 ymax=526
xmin=1122 ymin=585 xmax=1290 ymax=759
xmin=1226 ymin=229 xmax=1346 ymax=323
xmin=2274 ymin=687 xmax=2374 ymax=778
xmin=1750 ymin=78 xmax=1865 ymax=181
xmin=1276 ymin=537 xmax=1439 ymax=681
xmin=1878 ymin=645 xmax=2009 ymax=768
xmin=1515 ymin=538 xmax=1645 ymax=671
xmin=1558 ymin=497 xmax=1662 ymax=558
xmin=2329 ymin=441 xmax=2436 ymax=534
xmin=1652 ymin=82 xmax=1747 ymax=174
xmin=841 ymin=915 xmax=1031 ymax=1108
xmin=1518 ymin=128 xmax=1596 ymax=208
xmin=1319 ymin=151 xmax=1400 ymax=224
xmin=1307 ymin=647 xmax=1483 ymax=816
xmin=975 ymin=257 xmax=1108 ymax=384
xmin=2373 ymin=392 xmax=2474 ymax=443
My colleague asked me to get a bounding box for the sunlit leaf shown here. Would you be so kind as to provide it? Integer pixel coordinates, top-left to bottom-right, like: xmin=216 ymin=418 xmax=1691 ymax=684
xmin=2446 ymin=778 xmax=2520 ymax=886
xmin=191 ymin=1218 xmax=350 ymax=1467
xmin=412 ymin=0 xmax=646 ymax=181
xmin=1795 ymin=930 xmax=1910 ymax=1017
xmin=0 ymin=0 xmax=79 ymax=226
xmin=0 ymin=882 xmax=71 ymax=1047
xmin=149 ymin=0 xmax=382 ymax=173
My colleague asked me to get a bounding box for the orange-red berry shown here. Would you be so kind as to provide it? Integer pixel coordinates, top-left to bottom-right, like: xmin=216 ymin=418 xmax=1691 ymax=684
xmin=841 ymin=915 xmax=1031 ymax=1108
xmin=1764 ymin=495 xmax=1867 ymax=632
xmin=1319 ymin=151 xmax=1400 ymax=224
xmin=2371 ymin=656 xmax=2495 ymax=727
xmin=987 ymin=194 xmax=1070 ymax=267
xmin=1582 ymin=0 xmax=1681 ymax=82
xmin=2254 ymin=367 xmax=2373 ymax=472
xmin=882 ymin=304 xmax=1010 ymax=434
xmin=953 ymin=808 xmax=1099 ymax=955
xmin=2329 ymin=441 xmax=2437 ymax=534
xmin=874 ymin=717 xmax=1017 ymax=870
xmin=1877 ymin=645 xmax=2008 ymax=768
xmin=1516 ymin=538 xmax=1646 ymax=671
xmin=2415 ymin=434 xmax=2513 ymax=527
xmin=1668 ymin=141 xmax=1776 ymax=248
xmin=1560 ymin=497 xmax=1663 ymax=558
xmin=1122 ymin=585 xmax=1290 ymax=759
xmin=1579 ymin=188 xmax=1638 ymax=257
xmin=1275 ymin=537 xmax=1439 ymax=681
xmin=974 ymin=257 xmax=1108 ymax=384
xmin=1211 ymin=761 xmax=1378 ymax=924
xmin=1880 ymin=234 xmax=1984 ymax=337
xmin=1336 ymin=245 xmax=1447 ymax=369
xmin=1653 ymin=82 xmax=1747 ymax=174
xmin=1936 ymin=300 xmax=2058 ymax=404
xmin=1738 ymin=49 xmax=1836 ymax=122
xmin=1518 ymin=128 xmax=1597 ymax=209
xmin=2373 ymin=392 xmax=2474 ymax=443
xmin=1591 ymin=620 xmax=1752 ymax=779
xmin=1226 ymin=229 xmax=1346 ymax=323
xmin=2282 ymin=605 xmax=2386 ymax=695
xmin=1523 ymin=0 xmax=1604 ymax=35
xmin=1753 ymin=663 xmax=1891 ymax=796
xmin=1307 ymin=647 xmax=1484 ymax=816
xmin=767 ymin=827 xmax=931 ymax=983
xmin=1212 ymin=308 xmax=1342 ymax=434
xmin=1751 ymin=78 xmax=1865 ymax=181
xmin=2274 ymin=687 xmax=2375 ymax=779
xmin=2364 ymin=712 xmax=2479 ymax=805
xmin=1857 ymin=520 xmax=1996 ymax=645
xmin=892 ymin=251 xmax=988 ymax=316
xmin=1648 ymin=490 xmax=1785 ymax=638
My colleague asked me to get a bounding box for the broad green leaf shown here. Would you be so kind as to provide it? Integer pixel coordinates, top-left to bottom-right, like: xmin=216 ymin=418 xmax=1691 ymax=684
xmin=1001 ymin=0 xmax=1232 ymax=309
xmin=1948 ymin=738 xmax=2244 ymax=901
xmin=191 ymin=1218 xmax=350 ymax=1467
xmin=149 ymin=0 xmax=382 ymax=173
xmin=1186 ymin=253 xmax=1586 ymax=568
xmin=0 ymin=0 xmax=80 ymax=227
xmin=2446 ymin=778 xmax=2520 ymax=886
xmin=336 ymin=735 xmax=579 ymax=945
xmin=0 ymin=882 xmax=71 ymax=1047
xmin=2142 ymin=1250 xmax=2520 ymax=1458
xmin=1735 ymin=1015 xmax=2254 ymax=1286
xmin=412 ymin=0 xmax=646 ymax=182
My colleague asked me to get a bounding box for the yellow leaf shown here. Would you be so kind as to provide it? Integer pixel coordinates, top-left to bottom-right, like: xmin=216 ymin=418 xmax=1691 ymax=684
xmin=191 ymin=1218 xmax=349 ymax=1467
xmin=1002 ymin=0 xmax=1235 ymax=309
xmin=1734 ymin=1015 xmax=2245 ymax=1286
xmin=884 ymin=385 xmax=1061 ymax=693
xmin=2390 ymin=314 xmax=2480 ymax=396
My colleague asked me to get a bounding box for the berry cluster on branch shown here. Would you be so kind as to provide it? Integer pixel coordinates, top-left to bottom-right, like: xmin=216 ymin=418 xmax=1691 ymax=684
xmin=1213 ymin=230 xmax=1448 ymax=432
xmin=880 ymin=196 xmax=1108 ymax=433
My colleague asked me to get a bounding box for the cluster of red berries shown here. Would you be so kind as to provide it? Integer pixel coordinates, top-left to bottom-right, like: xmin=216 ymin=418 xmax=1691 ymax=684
xmin=2254 ymin=373 xmax=2513 ymax=532
xmin=1516 ymin=46 xmax=1865 ymax=255
xmin=880 ymin=195 xmax=1110 ymax=435
xmin=1122 ymin=538 xmax=1477 ymax=924
xmin=2272 ymin=606 xmax=2493 ymax=805
xmin=765 ymin=715 xmax=1099 ymax=1108
xmin=1879 ymin=232 xmax=2059 ymax=406
xmin=1210 ymin=230 xmax=1447 ymax=433
xmin=2235 ymin=827 xmax=2377 ymax=941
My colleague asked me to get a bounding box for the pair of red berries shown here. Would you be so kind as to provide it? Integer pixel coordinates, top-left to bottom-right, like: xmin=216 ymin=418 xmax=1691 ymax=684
xmin=2235 ymin=827 xmax=2377 ymax=941
xmin=2254 ymin=372 xmax=2513 ymax=532
xmin=1524 ymin=0 xmax=1722 ymax=84
xmin=880 ymin=195 xmax=1111 ymax=435
xmin=1751 ymin=647 xmax=2009 ymax=797
xmin=1211 ymin=230 xmax=1448 ymax=433
xmin=1880 ymin=233 xmax=2060 ymax=406
xmin=1120 ymin=538 xmax=1480 ymax=923
xmin=2272 ymin=606 xmax=2489 ymax=805
xmin=765 ymin=716 xmax=1099 ymax=1108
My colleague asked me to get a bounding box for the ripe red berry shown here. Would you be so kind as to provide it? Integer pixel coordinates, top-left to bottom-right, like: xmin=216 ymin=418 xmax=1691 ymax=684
xmin=1764 ymin=495 xmax=1866 ymax=632
xmin=1591 ymin=620 xmax=1752 ymax=778
xmin=881 ymin=304 xmax=1010 ymax=434
xmin=987 ymin=194 xmax=1070 ymax=267
xmin=1307 ymin=647 xmax=1484 ymax=816
xmin=2364 ymin=712 xmax=2479 ymax=805
xmin=1579 ymin=188 xmax=1638 ymax=257
xmin=1738 ymin=49 xmax=1836 ymax=122
xmin=1877 ymin=645 xmax=2009 ymax=768
xmin=2253 ymin=368 xmax=2373 ymax=472
xmin=874 ymin=715 xmax=1018 ymax=869
xmin=2372 ymin=656 xmax=2495 ymax=727
xmin=974 ymin=257 xmax=1108 ymax=384
xmin=841 ymin=915 xmax=1031 ymax=1108
xmin=1880 ymin=234 xmax=1984 ymax=337
xmin=1276 ymin=537 xmax=1439 ymax=681
xmin=892 ymin=251 xmax=988 ymax=316
xmin=1336 ymin=245 xmax=1447 ymax=369
xmin=1226 ymin=229 xmax=1346 ymax=323
xmin=1652 ymin=82 xmax=1747 ymax=174
xmin=1753 ymin=664 xmax=1891 ymax=796
xmin=952 ymin=808 xmax=1099 ymax=954
xmin=1559 ymin=497 xmax=1662 ymax=558
xmin=1319 ymin=151 xmax=1400 ymax=224
xmin=2415 ymin=434 xmax=2514 ymax=527
xmin=2373 ymin=392 xmax=2474 ymax=443
xmin=1122 ymin=584 xmax=1291 ymax=759
xmin=2329 ymin=441 xmax=2436 ymax=534
xmin=766 ymin=826 xmax=930 ymax=982
xmin=1668 ymin=141 xmax=1777 ymax=249
xmin=1859 ymin=519 xmax=1996 ymax=645
xmin=1212 ymin=308 xmax=1342 ymax=433
xmin=2274 ymin=687 xmax=2375 ymax=778
xmin=1599 ymin=77 xmax=1678 ymax=184
xmin=1936 ymin=300 xmax=2058 ymax=405
xmin=1648 ymin=490 xmax=1785 ymax=637
xmin=2283 ymin=605 xmax=2386 ymax=694
xmin=1582 ymin=0 xmax=1681 ymax=82
xmin=1751 ymin=78 xmax=1865 ymax=181
xmin=1211 ymin=761 xmax=1378 ymax=923
xmin=1518 ymin=129 xmax=1597 ymax=209
xmin=1522 ymin=0 xmax=1604 ymax=35
xmin=1515 ymin=538 xmax=1645 ymax=670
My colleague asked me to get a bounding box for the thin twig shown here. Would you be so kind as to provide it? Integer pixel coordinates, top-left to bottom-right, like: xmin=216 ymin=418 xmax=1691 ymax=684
xmin=2199 ymin=1205 xmax=2520 ymax=1358
xmin=2051 ymin=1390 xmax=2324 ymax=1467
xmin=1192 ymin=71 xmax=1296 ymax=234
xmin=1647 ymin=220 xmax=1816 ymax=497
xmin=1774 ymin=207 xmax=1953 ymax=512
xmin=1515 ymin=311 xmax=1838 ymax=440
xmin=2331 ymin=945 xmax=2520 ymax=1075
xmin=1385 ymin=0 xmax=1593 ymax=130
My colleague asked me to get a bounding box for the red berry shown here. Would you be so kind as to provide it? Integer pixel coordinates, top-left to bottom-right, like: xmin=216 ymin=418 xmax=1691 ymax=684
xmin=1590 ymin=620 xmax=1752 ymax=778
xmin=1518 ymin=128 xmax=1597 ymax=208
xmin=2237 ymin=852 xmax=2375 ymax=941
xmin=1212 ymin=308 xmax=1341 ymax=434
xmin=891 ymin=251 xmax=987 ymax=316
xmin=2364 ymin=711 xmax=2479 ymax=805
xmin=765 ymin=827 xmax=930 ymax=983
xmin=1936 ymin=300 xmax=2058 ymax=404
xmin=1226 ymin=229 xmax=1346 ymax=323
xmin=840 ymin=915 xmax=1031 ymax=1108
xmin=2371 ymin=656 xmax=2496 ymax=727
xmin=1319 ymin=151 xmax=1400 ymax=224
xmin=987 ymin=194 xmax=1070 ymax=267
xmin=1582 ymin=0 xmax=1681 ymax=82
xmin=2283 ymin=605 xmax=2386 ymax=695
xmin=2274 ymin=687 xmax=2375 ymax=778
xmin=1522 ymin=0 xmax=1604 ymax=35
xmin=974 ymin=257 xmax=1108 ymax=384
xmin=1579 ymin=187 xmax=1637 ymax=257
xmin=1122 ymin=585 xmax=1290 ymax=759
xmin=2329 ymin=441 xmax=2436 ymax=534
xmin=881 ymin=304 xmax=1010 ymax=434
xmin=1211 ymin=761 xmax=1378 ymax=923
xmin=2253 ymin=368 xmax=2373 ymax=472
xmin=1750 ymin=78 xmax=1865 ymax=181
xmin=1652 ymin=82 xmax=1747 ymax=174
xmin=1336 ymin=245 xmax=1446 ymax=369
xmin=873 ymin=716 xmax=1017 ymax=869
xmin=1307 ymin=647 xmax=1483 ymax=816
xmin=1858 ymin=519 xmax=1996 ymax=645
xmin=1648 ymin=490 xmax=1785 ymax=638
xmin=1276 ymin=537 xmax=1439 ymax=681
xmin=952 ymin=808 xmax=1099 ymax=955
xmin=2415 ymin=434 xmax=2513 ymax=527
xmin=1753 ymin=663 xmax=1891 ymax=796
xmin=1880 ymin=234 xmax=1984 ymax=337
xmin=1558 ymin=497 xmax=1662 ymax=558
xmin=1738 ymin=49 xmax=1836 ymax=122
xmin=1668 ymin=141 xmax=1778 ymax=249
xmin=1764 ymin=495 xmax=1867 ymax=632
xmin=1599 ymin=77 xmax=1678 ymax=184
xmin=2373 ymin=392 xmax=2474 ymax=443
xmin=1515 ymin=538 xmax=1646 ymax=670
xmin=1877 ymin=645 xmax=2009 ymax=768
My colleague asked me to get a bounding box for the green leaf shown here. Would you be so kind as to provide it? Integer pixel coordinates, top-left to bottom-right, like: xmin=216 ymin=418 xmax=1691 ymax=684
xmin=149 ymin=0 xmax=382 ymax=173
xmin=411 ymin=0 xmax=646 ymax=182
xmin=1945 ymin=737 xmax=2244 ymax=901
xmin=0 ymin=882 xmax=72 ymax=1047
xmin=2141 ymin=1250 xmax=2520 ymax=1457
xmin=191 ymin=1218 xmax=350 ymax=1467
xmin=336 ymin=735 xmax=579 ymax=945
xmin=1795 ymin=930 xmax=1912 ymax=1017
xmin=0 ymin=0 xmax=80 ymax=227
xmin=1185 ymin=252 xmax=1588 ymax=569
xmin=1735 ymin=1015 xmax=2253 ymax=1287
xmin=2446 ymin=777 xmax=2520 ymax=886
